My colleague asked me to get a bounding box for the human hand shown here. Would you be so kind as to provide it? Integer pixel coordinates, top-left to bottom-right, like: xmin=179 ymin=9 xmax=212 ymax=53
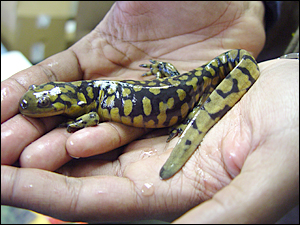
xmin=2 ymin=0 xmax=265 ymax=170
xmin=2 ymin=59 xmax=298 ymax=223
xmin=3 ymin=1 xmax=290 ymax=223
xmin=173 ymin=58 xmax=299 ymax=223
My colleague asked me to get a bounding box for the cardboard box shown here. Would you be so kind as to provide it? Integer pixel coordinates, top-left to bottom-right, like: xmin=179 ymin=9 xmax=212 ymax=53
xmin=1 ymin=1 xmax=77 ymax=63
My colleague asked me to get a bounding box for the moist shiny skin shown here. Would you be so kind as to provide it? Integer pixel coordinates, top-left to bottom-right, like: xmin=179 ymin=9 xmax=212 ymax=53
xmin=19 ymin=49 xmax=260 ymax=180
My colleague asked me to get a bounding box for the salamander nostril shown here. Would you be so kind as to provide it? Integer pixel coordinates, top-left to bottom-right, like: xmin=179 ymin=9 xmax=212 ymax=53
xmin=20 ymin=99 xmax=28 ymax=109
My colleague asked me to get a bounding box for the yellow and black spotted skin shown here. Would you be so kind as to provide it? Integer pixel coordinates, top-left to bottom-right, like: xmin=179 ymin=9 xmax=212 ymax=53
xmin=19 ymin=49 xmax=260 ymax=180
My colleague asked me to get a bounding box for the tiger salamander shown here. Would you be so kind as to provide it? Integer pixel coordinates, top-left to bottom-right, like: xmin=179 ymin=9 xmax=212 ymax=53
xmin=19 ymin=49 xmax=260 ymax=180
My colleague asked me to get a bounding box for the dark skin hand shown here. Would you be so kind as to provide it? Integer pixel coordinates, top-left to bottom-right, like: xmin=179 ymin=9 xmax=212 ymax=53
xmin=1 ymin=1 xmax=299 ymax=223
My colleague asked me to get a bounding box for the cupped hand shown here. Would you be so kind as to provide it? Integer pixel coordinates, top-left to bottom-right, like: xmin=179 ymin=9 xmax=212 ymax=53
xmin=3 ymin=2 xmax=295 ymax=224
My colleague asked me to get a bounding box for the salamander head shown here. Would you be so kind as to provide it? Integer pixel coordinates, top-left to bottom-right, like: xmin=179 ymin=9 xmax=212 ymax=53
xmin=19 ymin=83 xmax=66 ymax=117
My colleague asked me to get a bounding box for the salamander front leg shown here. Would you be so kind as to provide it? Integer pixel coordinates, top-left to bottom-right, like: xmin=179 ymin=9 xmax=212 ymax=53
xmin=60 ymin=112 xmax=100 ymax=132
xmin=139 ymin=60 xmax=180 ymax=79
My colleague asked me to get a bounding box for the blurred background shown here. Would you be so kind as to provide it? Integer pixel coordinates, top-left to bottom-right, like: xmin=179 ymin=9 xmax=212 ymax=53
xmin=1 ymin=1 xmax=114 ymax=64
xmin=1 ymin=1 xmax=114 ymax=83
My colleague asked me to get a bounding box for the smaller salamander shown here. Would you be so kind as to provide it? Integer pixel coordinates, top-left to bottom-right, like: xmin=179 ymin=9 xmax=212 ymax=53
xmin=19 ymin=49 xmax=260 ymax=179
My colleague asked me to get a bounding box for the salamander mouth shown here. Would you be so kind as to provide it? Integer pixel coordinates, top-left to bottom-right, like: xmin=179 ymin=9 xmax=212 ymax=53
xmin=19 ymin=109 xmax=64 ymax=117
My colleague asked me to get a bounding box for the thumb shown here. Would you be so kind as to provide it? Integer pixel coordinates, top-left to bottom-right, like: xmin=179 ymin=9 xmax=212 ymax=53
xmin=173 ymin=142 xmax=298 ymax=223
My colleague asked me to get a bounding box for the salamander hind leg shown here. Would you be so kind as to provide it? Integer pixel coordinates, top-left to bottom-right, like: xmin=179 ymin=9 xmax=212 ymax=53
xmin=167 ymin=92 xmax=211 ymax=142
xmin=166 ymin=109 xmax=198 ymax=142
xmin=139 ymin=60 xmax=180 ymax=78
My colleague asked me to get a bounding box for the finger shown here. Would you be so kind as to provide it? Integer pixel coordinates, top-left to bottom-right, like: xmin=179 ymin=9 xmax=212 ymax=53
xmin=1 ymin=165 xmax=147 ymax=222
xmin=1 ymin=114 xmax=62 ymax=165
xmin=66 ymin=122 xmax=149 ymax=158
xmin=19 ymin=128 xmax=73 ymax=171
xmin=17 ymin=121 xmax=148 ymax=170
xmin=57 ymin=134 xmax=171 ymax=178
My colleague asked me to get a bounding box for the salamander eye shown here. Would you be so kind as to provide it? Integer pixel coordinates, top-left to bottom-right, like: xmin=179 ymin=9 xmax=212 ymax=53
xmin=37 ymin=97 xmax=50 ymax=108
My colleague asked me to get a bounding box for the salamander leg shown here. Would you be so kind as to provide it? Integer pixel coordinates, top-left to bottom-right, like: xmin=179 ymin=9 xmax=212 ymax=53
xmin=59 ymin=112 xmax=100 ymax=132
xmin=167 ymin=92 xmax=211 ymax=142
xmin=139 ymin=60 xmax=180 ymax=78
